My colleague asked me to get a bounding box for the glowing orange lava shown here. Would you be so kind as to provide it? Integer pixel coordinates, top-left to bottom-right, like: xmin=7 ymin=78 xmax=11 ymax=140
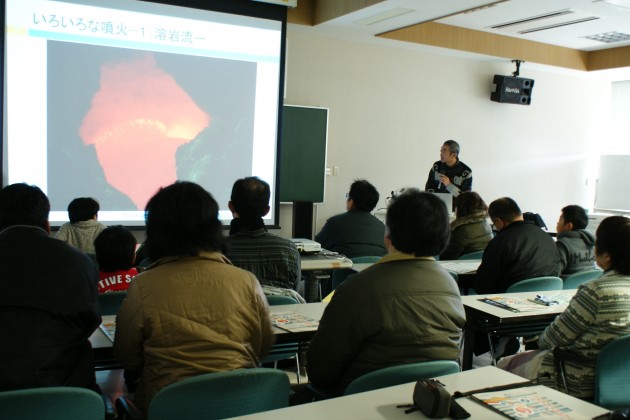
xmin=80 ymin=54 xmax=209 ymax=209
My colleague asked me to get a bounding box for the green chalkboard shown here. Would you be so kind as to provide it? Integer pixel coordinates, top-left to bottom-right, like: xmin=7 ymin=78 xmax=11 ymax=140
xmin=279 ymin=105 xmax=328 ymax=203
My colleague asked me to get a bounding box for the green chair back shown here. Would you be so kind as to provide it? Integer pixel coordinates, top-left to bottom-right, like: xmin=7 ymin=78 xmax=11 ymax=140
xmin=98 ymin=291 xmax=127 ymax=316
xmin=148 ymin=368 xmax=290 ymax=419
xmin=506 ymin=276 xmax=563 ymax=293
xmin=0 ymin=387 xmax=104 ymax=420
xmin=332 ymin=256 xmax=381 ymax=290
xmin=458 ymin=250 xmax=484 ymax=260
xmin=351 ymin=256 xmax=381 ymax=264
xmin=344 ymin=360 xmax=460 ymax=396
xmin=265 ymin=295 xmax=299 ymax=306
xmin=563 ymin=269 xmax=603 ymax=290
xmin=595 ymin=334 xmax=630 ymax=410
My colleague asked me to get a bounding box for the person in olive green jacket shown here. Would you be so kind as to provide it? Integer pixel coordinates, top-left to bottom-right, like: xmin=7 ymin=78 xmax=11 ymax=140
xmin=114 ymin=182 xmax=273 ymax=414
xmin=307 ymin=190 xmax=466 ymax=396
xmin=440 ymin=191 xmax=493 ymax=260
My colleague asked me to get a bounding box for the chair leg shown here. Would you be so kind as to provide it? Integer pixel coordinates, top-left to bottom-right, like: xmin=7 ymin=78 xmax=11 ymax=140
xmin=294 ymin=353 xmax=301 ymax=384
xmin=487 ymin=333 xmax=497 ymax=366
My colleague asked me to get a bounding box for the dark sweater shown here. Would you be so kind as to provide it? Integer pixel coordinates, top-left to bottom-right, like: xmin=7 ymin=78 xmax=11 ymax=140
xmin=475 ymin=221 xmax=561 ymax=294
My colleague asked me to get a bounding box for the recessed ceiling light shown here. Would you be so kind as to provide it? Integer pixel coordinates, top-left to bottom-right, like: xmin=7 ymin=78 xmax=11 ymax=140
xmin=584 ymin=31 xmax=630 ymax=43
xmin=354 ymin=7 xmax=415 ymax=26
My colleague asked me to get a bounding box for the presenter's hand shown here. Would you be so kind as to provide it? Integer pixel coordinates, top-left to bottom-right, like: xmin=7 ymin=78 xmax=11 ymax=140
xmin=439 ymin=174 xmax=451 ymax=187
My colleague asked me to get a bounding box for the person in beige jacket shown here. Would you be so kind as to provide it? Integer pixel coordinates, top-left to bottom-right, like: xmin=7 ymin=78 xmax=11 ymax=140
xmin=114 ymin=181 xmax=274 ymax=414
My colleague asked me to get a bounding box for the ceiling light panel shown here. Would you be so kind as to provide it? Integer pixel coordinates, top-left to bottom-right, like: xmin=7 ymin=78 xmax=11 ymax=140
xmin=353 ymin=7 xmax=415 ymax=26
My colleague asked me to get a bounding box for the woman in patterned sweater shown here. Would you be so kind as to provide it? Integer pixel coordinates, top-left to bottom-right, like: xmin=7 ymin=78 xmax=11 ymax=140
xmin=498 ymin=215 xmax=630 ymax=399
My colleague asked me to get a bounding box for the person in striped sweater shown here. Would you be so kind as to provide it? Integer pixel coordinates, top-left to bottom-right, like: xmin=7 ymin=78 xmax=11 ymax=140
xmin=498 ymin=215 xmax=630 ymax=399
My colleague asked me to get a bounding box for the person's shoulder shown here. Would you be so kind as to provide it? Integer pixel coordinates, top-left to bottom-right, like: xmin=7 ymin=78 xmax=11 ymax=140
xmin=458 ymin=160 xmax=472 ymax=171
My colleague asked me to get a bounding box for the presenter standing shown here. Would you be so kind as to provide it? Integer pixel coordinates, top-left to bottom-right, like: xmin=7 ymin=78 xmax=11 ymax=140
xmin=425 ymin=140 xmax=472 ymax=197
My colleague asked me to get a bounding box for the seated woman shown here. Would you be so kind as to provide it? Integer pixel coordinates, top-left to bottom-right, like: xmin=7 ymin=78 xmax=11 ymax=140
xmin=440 ymin=191 xmax=493 ymax=260
xmin=498 ymin=216 xmax=630 ymax=399
xmin=114 ymin=182 xmax=273 ymax=414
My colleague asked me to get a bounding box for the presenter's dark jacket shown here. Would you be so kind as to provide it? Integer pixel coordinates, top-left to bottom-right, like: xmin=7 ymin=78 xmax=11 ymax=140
xmin=315 ymin=209 xmax=387 ymax=258
xmin=306 ymin=253 xmax=465 ymax=396
xmin=556 ymin=229 xmax=595 ymax=278
xmin=474 ymin=220 xmax=561 ymax=294
xmin=0 ymin=225 xmax=100 ymax=391
xmin=425 ymin=160 xmax=472 ymax=197
xmin=440 ymin=211 xmax=493 ymax=260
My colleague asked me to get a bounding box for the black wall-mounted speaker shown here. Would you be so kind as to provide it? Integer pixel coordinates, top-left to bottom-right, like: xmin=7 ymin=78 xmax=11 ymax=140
xmin=490 ymin=75 xmax=535 ymax=105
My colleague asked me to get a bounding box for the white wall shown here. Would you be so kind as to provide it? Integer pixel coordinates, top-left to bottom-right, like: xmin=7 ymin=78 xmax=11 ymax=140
xmin=275 ymin=30 xmax=611 ymax=238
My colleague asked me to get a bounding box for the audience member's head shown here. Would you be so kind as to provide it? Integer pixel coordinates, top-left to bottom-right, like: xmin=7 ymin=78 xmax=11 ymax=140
xmin=488 ymin=197 xmax=522 ymax=231
xmin=95 ymin=225 xmax=137 ymax=272
xmin=229 ymin=176 xmax=270 ymax=219
xmin=455 ymin=191 xmax=487 ymax=219
xmin=68 ymin=197 xmax=100 ymax=223
xmin=385 ymin=189 xmax=450 ymax=257
xmin=594 ymin=216 xmax=630 ymax=275
xmin=557 ymin=205 xmax=588 ymax=233
xmin=0 ymin=183 xmax=50 ymax=232
xmin=347 ymin=179 xmax=379 ymax=212
xmin=144 ymin=181 xmax=225 ymax=262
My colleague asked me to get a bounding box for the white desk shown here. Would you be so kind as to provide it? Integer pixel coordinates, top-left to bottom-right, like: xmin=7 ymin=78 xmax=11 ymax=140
xmin=350 ymin=259 xmax=481 ymax=274
xmin=232 ymin=366 xmax=608 ymax=419
xmin=461 ymin=291 xmax=576 ymax=370
xmin=90 ymin=303 xmax=328 ymax=350
xmin=300 ymin=252 xmax=353 ymax=271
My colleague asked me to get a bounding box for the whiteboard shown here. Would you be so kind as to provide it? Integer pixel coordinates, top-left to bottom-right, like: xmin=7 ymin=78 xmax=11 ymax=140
xmin=595 ymin=155 xmax=630 ymax=212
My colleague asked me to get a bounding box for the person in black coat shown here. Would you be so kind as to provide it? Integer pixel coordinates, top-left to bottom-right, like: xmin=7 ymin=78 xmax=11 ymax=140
xmin=0 ymin=183 xmax=100 ymax=391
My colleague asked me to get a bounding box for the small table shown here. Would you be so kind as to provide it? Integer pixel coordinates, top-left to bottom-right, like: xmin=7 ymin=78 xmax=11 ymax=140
xmin=89 ymin=303 xmax=327 ymax=360
xmin=461 ymin=291 xmax=575 ymax=370
xmin=231 ymin=365 xmax=608 ymax=419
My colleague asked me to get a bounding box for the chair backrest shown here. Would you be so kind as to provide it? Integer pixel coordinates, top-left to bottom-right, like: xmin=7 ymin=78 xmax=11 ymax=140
xmin=351 ymin=256 xmax=381 ymax=264
xmin=266 ymin=295 xmax=299 ymax=306
xmin=506 ymin=276 xmax=563 ymax=293
xmin=343 ymin=360 xmax=460 ymax=396
xmin=0 ymin=387 xmax=104 ymax=419
xmin=148 ymin=368 xmax=290 ymax=420
xmin=458 ymin=250 xmax=484 ymax=260
xmin=562 ymin=269 xmax=603 ymax=290
xmin=595 ymin=334 xmax=630 ymax=409
xmin=98 ymin=291 xmax=127 ymax=316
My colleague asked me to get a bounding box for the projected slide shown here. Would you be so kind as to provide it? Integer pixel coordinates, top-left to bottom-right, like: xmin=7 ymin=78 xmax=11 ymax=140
xmin=3 ymin=0 xmax=283 ymax=226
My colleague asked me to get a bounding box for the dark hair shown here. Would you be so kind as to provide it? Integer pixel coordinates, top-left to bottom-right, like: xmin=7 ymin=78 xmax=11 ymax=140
xmin=386 ymin=189 xmax=450 ymax=257
xmin=488 ymin=197 xmax=522 ymax=222
xmin=230 ymin=176 xmax=270 ymax=219
xmin=95 ymin=225 xmax=137 ymax=272
xmin=348 ymin=179 xmax=379 ymax=212
xmin=0 ymin=183 xmax=50 ymax=230
xmin=144 ymin=181 xmax=226 ymax=261
xmin=68 ymin=197 xmax=100 ymax=223
xmin=444 ymin=140 xmax=460 ymax=156
xmin=561 ymin=205 xmax=588 ymax=230
xmin=595 ymin=216 xmax=630 ymax=275
xmin=455 ymin=191 xmax=487 ymax=219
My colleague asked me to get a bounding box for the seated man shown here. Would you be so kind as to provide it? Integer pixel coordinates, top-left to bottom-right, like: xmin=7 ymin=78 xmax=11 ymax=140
xmin=0 ymin=183 xmax=100 ymax=391
xmin=55 ymin=196 xmax=106 ymax=255
xmin=315 ymin=179 xmax=386 ymax=258
xmin=475 ymin=197 xmax=560 ymax=294
xmin=555 ymin=205 xmax=595 ymax=278
xmin=225 ymin=176 xmax=301 ymax=291
xmin=307 ymin=190 xmax=465 ymax=396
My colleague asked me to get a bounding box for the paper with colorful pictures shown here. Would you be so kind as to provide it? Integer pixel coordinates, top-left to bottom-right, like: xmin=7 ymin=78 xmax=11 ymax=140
xmin=270 ymin=311 xmax=319 ymax=332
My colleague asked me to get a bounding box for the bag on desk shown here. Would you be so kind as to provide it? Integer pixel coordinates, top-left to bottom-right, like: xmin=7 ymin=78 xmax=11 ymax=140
xmin=412 ymin=379 xmax=470 ymax=419
xmin=413 ymin=379 xmax=451 ymax=417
